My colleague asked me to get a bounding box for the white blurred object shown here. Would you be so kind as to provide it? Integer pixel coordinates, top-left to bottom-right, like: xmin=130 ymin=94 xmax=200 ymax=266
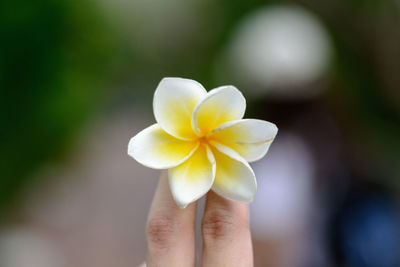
xmin=0 ymin=227 xmax=66 ymax=267
xmin=250 ymin=133 xmax=314 ymax=240
xmin=226 ymin=5 xmax=332 ymax=98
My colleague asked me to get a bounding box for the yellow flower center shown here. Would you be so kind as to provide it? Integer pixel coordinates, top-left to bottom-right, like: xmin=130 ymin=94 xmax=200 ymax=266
xmin=198 ymin=136 xmax=209 ymax=145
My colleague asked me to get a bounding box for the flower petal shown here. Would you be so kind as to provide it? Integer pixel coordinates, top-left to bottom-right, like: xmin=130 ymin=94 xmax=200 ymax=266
xmin=153 ymin=77 xmax=207 ymax=140
xmin=209 ymin=119 xmax=278 ymax=162
xmin=128 ymin=124 xmax=199 ymax=169
xmin=169 ymin=144 xmax=216 ymax=208
xmin=192 ymin=86 xmax=246 ymax=136
xmin=209 ymin=142 xmax=257 ymax=203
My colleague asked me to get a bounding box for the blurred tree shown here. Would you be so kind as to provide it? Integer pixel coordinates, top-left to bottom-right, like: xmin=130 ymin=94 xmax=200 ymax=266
xmin=0 ymin=0 xmax=117 ymax=211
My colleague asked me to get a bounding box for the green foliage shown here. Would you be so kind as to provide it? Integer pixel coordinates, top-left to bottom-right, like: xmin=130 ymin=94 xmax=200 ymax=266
xmin=0 ymin=0 xmax=116 ymax=209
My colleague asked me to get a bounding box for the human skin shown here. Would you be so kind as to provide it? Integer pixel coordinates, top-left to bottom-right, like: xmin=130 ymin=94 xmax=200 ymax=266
xmin=146 ymin=171 xmax=253 ymax=267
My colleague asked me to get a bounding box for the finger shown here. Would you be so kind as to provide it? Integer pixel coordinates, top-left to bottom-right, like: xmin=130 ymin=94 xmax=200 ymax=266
xmin=146 ymin=171 xmax=197 ymax=267
xmin=201 ymin=191 xmax=253 ymax=267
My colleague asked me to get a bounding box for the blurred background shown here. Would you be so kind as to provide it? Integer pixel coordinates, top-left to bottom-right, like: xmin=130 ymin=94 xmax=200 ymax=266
xmin=1 ymin=0 xmax=400 ymax=266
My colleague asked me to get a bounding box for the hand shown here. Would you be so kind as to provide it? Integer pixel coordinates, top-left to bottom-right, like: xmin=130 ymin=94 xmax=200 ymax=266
xmin=145 ymin=171 xmax=253 ymax=267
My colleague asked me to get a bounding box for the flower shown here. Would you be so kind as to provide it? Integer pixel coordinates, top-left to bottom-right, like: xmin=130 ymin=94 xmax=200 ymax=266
xmin=128 ymin=77 xmax=278 ymax=208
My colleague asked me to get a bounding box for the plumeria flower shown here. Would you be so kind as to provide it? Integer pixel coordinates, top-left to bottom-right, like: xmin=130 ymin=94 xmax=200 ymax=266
xmin=128 ymin=78 xmax=278 ymax=208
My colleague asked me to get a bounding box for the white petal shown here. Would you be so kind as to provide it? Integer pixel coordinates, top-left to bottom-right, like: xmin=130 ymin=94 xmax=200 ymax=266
xmin=153 ymin=77 xmax=207 ymax=140
xmin=209 ymin=143 xmax=257 ymax=203
xmin=209 ymin=119 xmax=278 ymax=162
xmin=191 ymin=85 xmax=246 ymax=136
xmin=169 ymin=144 xmax=216 ymax=208
xmin=128 ymin=124 xmax=199 ymax=169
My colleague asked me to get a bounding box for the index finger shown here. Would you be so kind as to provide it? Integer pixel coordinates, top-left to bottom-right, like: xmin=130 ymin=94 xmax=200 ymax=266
xmin=146 ymin=171 xmax=197 ymax=267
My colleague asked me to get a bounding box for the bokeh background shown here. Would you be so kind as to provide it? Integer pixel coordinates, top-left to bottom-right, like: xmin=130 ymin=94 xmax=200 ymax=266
xmin=1 ymin=0 xmax=400 ymax=266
